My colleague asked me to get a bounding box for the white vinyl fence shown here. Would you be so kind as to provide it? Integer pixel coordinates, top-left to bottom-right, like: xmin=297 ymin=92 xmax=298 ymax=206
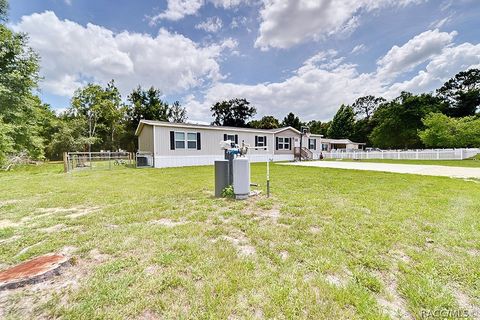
xmin=324 ymin=148 xmax=480 ymax=160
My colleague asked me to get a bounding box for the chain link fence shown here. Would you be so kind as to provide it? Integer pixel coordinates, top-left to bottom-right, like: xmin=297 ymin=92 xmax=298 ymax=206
xmin=63 ymin=152 xmax=134 ymax=173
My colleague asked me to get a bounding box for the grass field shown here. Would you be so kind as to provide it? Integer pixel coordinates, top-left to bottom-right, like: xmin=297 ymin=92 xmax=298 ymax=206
xmin=1 ymin=163 xmax=480 ymax=319
xmin=325 ymin=157 xmax=480 ymax=168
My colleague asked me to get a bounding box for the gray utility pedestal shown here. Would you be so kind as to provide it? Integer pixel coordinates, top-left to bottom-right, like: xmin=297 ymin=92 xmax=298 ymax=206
xmin=233 ymin=157 xmax=250 ymax=200
xmin=214 ymin=160 xmax=229 ymax=197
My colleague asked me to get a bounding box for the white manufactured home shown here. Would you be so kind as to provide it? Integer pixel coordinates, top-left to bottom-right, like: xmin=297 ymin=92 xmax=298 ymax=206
xmin=135 ymin=120 xmax=365 ymax=168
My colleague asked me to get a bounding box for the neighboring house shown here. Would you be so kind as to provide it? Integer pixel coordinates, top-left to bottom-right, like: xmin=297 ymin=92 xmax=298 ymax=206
xmin=135 ymin=120 xmax=364 ymax=168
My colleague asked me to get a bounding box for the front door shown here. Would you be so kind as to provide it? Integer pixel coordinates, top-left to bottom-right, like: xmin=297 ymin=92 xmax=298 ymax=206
xmin=294 ymin=138 xmax=300 ymax=148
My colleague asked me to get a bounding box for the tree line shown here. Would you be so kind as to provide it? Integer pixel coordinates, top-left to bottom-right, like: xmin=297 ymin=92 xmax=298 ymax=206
xmin=1 ymin=0 xmax=479 ymax=166
xmin=211 ymin=70 xmax=480 ymax=150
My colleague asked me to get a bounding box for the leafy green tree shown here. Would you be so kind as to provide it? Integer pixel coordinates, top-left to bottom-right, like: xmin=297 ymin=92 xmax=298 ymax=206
xmin=211 ymin=98 xmax=256 ymax=127
xmin=281 ymin=112 xmax=303 ymax=130
xmin=0 ymin=116 xmax=14 ymax=164
xmin=121 ymin=86 xmax=171 ymax=151
xmin=327 ymin=105 xmax=355 ymax=139
xmin=169 ymin=101 xmax=187 ymax=123
xmin=127 ymin=86 xmax=170 ymax=124
xmin=69 ymin=80 xmax=123 ymax=151
xmin=420 ymin=113 xmax=480 ymax=148
xmin=352 ymin=95 xmax=386 ymax=120
xmin=0 ymin=17 xmax=50 ymax=162
xmin=307 ymin=120 xmax=330 ymax=136
xmin=46 ymin=116 xmax=96 ymax=159
xmin=437 ymin=69 xmax=480 ymax=117
xmin=369 ymin=92 xmax=444 ymax=149
xmin=0 ymin=0 xmax=8 ymax=22
xmin=248 ymin=115 xmax=280 ymax=129
xmin=419 ymin=113 xmax=457 ymax=148
xmin=351 ymin=118 xmax=372 ymax=144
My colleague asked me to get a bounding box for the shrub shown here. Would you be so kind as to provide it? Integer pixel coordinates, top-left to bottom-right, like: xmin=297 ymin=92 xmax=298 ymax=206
xmin=222 ymin=185 xmax=235 ymax=198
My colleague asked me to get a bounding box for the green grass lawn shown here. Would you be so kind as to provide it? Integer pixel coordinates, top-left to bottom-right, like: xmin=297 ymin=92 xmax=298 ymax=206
xmin=1 ymin=163 xmax=480 ymax=319
xmin=325 ymin=157 xmax=480 ymax=168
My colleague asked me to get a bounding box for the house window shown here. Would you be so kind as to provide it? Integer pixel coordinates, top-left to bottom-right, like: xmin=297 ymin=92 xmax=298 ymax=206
xmin=226 ymin=134 xmax=235 ymax=142
xmin=175 ymin=132 xmax=185 ymax=149
xmin=322 ymin=143 xmax=329 ymax=151
xmin=256 ymin=136 xmax=266 ymax=147
xmin=277 ymin=137 xmax=290 ymax=150
xmin=308 ymin=138 xmax=316 ymax=150
xmin=175 ymin=132 xmax=198 ymax=149
xmin=187 ymin=132 xmax=197 ymax=149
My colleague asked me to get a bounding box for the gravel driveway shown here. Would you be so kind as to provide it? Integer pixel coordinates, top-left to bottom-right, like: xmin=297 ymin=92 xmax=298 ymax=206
xmin=280 ymin=161 xmax=480 ymax=179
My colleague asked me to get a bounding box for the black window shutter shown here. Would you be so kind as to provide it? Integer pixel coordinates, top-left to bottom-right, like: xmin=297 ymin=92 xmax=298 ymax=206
xmin=170 ymin=131 xmax=175 ymax=150
xmin=314 ymin=139 xmax=317 ymax=150
xmin=276 ymin=137 xmax=279 ymax=150
xmin=224 ymin=133 xmax=227 ymax=141
xmin=197 ymin=132 xmax=201 ymax=150
xmin=255 ymin=136 xmax=258 ymax=147
xmin=234 ymin=135 xmax=238 ymax=144
xmin=264 ymin=136 xmax=267 ymax=146
xmin=289 ymin=138 xmax=292 ymax=150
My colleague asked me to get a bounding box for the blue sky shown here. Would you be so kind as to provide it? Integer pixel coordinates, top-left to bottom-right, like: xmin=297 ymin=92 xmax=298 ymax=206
xmin=9 ymin=0 xmax=480 ymax=122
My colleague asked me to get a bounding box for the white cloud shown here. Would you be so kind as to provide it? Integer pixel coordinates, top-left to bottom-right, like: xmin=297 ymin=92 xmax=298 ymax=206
xmin=185 ymin=30 xmax=480 ymax=122
xmin=149 ymin=0 xmax=249 ymax=23
xmin=230 ymin=16 xmax=248 ymax=29
xmin=388 ymin=42 xmax=480 ymax=94
xmin=376 ymin=29 xmax=457 ymax=78
xmin=351 ymin=44 xmax=367 ymax=54
xmin=429 ymin=16 xmax=452 ymax=29
xmin=195 ymin=16 xmax=223 ymax=33
xmin=64 ymin=0 xmax=72 ymax=5
xmin=13 ymin=11 xmax=235 ymax=97
xmin=255 ymin=0 xmax=425 ymax=50
xmin=149 ymin=0 xmax=203 ymax=22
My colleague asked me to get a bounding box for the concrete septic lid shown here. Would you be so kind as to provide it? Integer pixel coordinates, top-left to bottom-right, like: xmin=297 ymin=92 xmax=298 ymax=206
xmin=0 ymin=254 xmax=71 ymax=291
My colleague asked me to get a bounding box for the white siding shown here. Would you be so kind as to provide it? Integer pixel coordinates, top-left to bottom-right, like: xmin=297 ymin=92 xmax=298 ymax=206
xmin=273 ymin=128 xmax=298 ymax=155
xmin=138 ymin=125 xmax=154 ymax=153
xmin=154 ymin=126 xmax=274 ymax=157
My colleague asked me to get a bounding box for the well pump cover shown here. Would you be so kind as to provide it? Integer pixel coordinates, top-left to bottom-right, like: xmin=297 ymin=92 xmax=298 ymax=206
xmin=233 ymin=158 xmax=250 ymax=198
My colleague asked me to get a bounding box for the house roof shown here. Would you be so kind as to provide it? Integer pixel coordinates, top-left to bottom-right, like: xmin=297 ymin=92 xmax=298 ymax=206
xmin=135 ymin=120 xmax=300 ymax=136
xmin=322 ymin=138 xmax=365 ymax=145
xmin=135 ymin=120 xmax=365 ymax=145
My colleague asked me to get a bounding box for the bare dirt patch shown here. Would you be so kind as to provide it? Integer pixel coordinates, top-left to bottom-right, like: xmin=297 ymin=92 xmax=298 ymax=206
xmin=144 ymin=265 xmax=161 ymax=276
xmin=450 ymin=285 xmax=480 ymax=317
xmin=0 ymin=220 xmax=20 ymax=228
xmin=0 ymin=247 xmax=100 ymax=319
xmin=464 ymin=248 xmax=480 ymax=257
xmin=325 ymin=273 xmax=349 ymax=288
xmin=137 ymin=310 xmax=161 ymax=320
xmin=21 ymin=206 xmax=102 ymax=222
xmin=309 ymin=226 xmax=321 ymax=234
xmin=257 ymin=208 xmax=281 ymax=221
xmin=374 ymin=267 xmax=412 ymax=319
xmin=15 ymin=241 xmax=46 ymax=258
xmin=279 ymin=251 xmax=289 ymax=261
xmin=220 ymin=230 xmax=256 ymax=258
xmin=390 ymin=249 xmax=412 ymax=264
xmin=0 ymin=200 xmax=20 ymax=207
xmin=39 ymin=224 xmax=67 ymax=233
xmin=89 ymin=248 xmax=110 ymax=262
xmin=242 ymin=200 xmax=282 ymax=224
xmin=149 ymin=218 xmax=187 ymax=227
xmin=0 ymin=235 xmax=21 ymax=245
xmin=65 ymin=206 xmax=102 ymax=219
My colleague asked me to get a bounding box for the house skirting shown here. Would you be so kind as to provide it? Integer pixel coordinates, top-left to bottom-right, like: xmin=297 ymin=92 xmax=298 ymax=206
xmin=153 ymin=154 xmax=294 ymax=168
